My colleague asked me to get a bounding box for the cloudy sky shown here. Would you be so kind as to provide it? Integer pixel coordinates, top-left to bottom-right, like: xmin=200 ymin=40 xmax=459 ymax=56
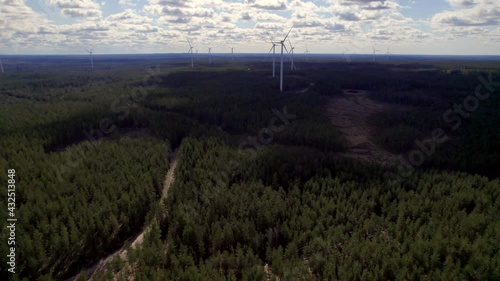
xmin=0 ymin=0 xmax=499 ymax=55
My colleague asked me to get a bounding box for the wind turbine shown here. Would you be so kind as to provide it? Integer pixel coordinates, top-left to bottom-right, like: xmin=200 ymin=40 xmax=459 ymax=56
xmin=187 ymin=39 xmax=194 ymax=68
xmin=288 ymin=38 xmax=296 ymax=71
xmin=386 ymin=47 xmax=392 ymax=61
xmin=342 ymin=48 xmax=351 ymax=63
xmin=372 ymin=45 xmax=380 ymax=61
xmin=230 ymin=44 xmax=235 ymax=61
xmin=267 ymin=39 xmax=278 ymax=77
xmin=304 ymin=44 xmax=311 ymax=62
xmin=208 ymin=46 xmax=212 ymax=64
xmin=271 ymin=26 xmax=293 ymax=92
xmin=85 ymin=47 xmax=94 ymax=69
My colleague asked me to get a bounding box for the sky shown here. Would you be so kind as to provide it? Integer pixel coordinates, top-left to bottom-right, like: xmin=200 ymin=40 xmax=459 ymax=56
xmin=0 ymin=0 xmax=499 ymax=55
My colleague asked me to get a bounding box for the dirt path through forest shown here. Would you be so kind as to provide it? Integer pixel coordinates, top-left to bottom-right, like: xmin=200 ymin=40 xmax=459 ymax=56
xmin=325 ymin=89 xmax=400 ymax=166
xmin=67 ymin=148 xmax=179 ymax=281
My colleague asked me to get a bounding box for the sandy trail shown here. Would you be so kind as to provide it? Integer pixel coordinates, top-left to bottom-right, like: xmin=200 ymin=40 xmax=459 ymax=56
xmin=325 ymin=89 xmax=400 ymax=166
xmin=67 ymin=148 xmax=179 ymax=281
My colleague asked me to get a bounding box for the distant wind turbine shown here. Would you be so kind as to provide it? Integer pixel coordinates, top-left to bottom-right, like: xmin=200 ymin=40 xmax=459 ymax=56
xmin=226 ymin=43 xmax=235 ymax=61
xmin=85 ymin=47 xmax=94 ymax=69
xmin=342 ymin=48 xmax=351 ymax=63
xmin=187 ymin=39 xmax=194 ymax=68
xmin=386 ymin=47 xmax=392 ymax=61
xmin=304 ymin=44 xmax=311 ymax=62
xmin=288 ymin=38 xmax=296 ymax=71
xmin=267 ymin=39 xmax=278 ymax=77
xmin=372 ymin=45 xmax=380 ymax=61
xmin=207 ymin=46 xmax=212 ymax=64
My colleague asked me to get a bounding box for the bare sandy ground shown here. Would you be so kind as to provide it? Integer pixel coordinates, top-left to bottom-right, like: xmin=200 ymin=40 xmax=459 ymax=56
xmin=324 ymin=89 xmax=401 ymax=166
xmin=68 ymin=148 xmax=178 ymax=281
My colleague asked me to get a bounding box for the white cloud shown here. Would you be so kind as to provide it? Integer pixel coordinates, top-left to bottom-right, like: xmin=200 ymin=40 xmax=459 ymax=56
xmin=430 ymin=0 xmax=499 ymax=46
xmin=0 ymin=0 xmax=497 ymax=54
xmin=118 ymin=0 xmax=136 ymax=8
xmin=433 ymin=0 xmax=500 ymax=26
xmin=246 ymin=0 xmax=288 ymax=10
xmin=447 ymin=0 xmax=479 ymax=9
xmin=0 ymin=0 xmax=46 ymax=39
xmin=46 ymin=0 xmax=102 ymax=18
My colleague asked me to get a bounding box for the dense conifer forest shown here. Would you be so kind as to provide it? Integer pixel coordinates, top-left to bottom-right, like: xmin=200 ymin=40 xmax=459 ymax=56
xmin=0 ymin=57 xmax=498 ymax=280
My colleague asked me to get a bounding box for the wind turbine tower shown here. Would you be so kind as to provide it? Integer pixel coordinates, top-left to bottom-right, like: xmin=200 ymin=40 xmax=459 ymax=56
xmin=187 ymin=39 xmax=194 ymax=68
xmin=85 ymin=47 xmax=94 ymax=69
xmin=342 ymin=48 xmax=352 ymax=63
xmin=272 ymin=26 xmax=293 ymax=92
xmin=208 ymin=46 xmax=212 ymax=64
xmin=372 ymin=45 xmax=380 ymax=61
xmin=304 ymin=44 xmax=311 ymax=62
xmin=267 ymin=40 xmax=278 ymax=77
xmin=288 ymin=39 xmax=296 ymax=70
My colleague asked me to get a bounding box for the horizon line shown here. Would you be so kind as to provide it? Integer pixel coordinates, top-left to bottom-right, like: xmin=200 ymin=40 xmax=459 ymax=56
xmin=1 ymin=53 xmax=500 ymax=57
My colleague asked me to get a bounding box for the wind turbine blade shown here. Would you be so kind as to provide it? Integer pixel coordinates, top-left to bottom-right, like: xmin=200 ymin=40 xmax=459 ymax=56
xmin=264 ymin=47 xmax=274 ymax=62
xmin=282 ymin=25 xmax=294 ymax=41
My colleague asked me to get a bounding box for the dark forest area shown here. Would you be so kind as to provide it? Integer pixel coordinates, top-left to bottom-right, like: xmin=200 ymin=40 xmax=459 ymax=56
xmin=0 ymin=57 xmax=498 ymax=280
